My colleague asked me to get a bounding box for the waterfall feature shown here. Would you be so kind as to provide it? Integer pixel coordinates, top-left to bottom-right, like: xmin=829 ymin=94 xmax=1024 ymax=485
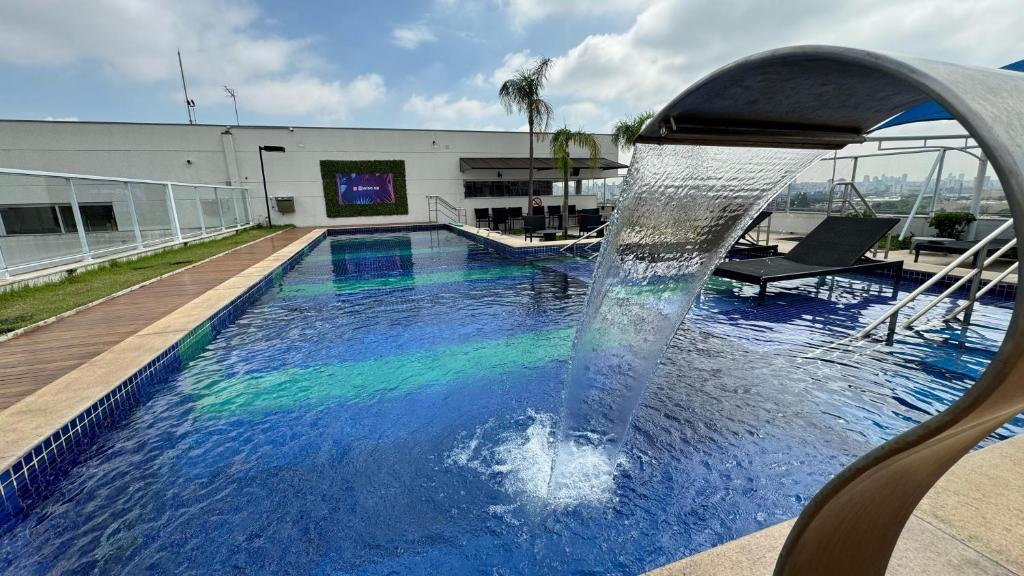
xmin=550 ymin=143 xmax=825 ymax=491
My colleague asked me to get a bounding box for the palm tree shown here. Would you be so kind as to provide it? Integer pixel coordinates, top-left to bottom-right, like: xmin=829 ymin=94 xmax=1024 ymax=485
xmin=498 ymin=57 xmax=554 ymax=208
xmin=550 ymin=127 xmax=601 ymax=236
xmin=611 ymin=111 xmax=655 ymax=151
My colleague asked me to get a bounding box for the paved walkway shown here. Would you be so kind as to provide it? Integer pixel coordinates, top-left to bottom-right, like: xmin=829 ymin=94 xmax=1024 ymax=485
xmin=0 ymin=227 xmax=312 ymax=412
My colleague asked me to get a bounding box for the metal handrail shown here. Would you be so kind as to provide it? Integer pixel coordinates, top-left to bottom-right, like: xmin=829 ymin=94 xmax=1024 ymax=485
xmin=426 ymin=195 xmax=466 ymax=224
xmin=900 ymin=237 xmax=1016 ymax=328
xmin=943 ymin=262 xmax=1019 ymax=320
xmin=560 ymin=222 xmax=608 ymax=254
xmin=0 ymin=166 xmax=248 ymax=191
xmin=857 ymin=218 xmax=1015 ymax=339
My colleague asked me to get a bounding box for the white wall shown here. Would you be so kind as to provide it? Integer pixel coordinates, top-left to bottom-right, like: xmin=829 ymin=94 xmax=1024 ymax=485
xmin=0 ymin=120 xmax=620 ymax=228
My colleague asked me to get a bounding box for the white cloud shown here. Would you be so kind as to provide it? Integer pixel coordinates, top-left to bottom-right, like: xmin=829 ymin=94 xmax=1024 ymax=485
xmin=0 ymin=0 xmax=386 ymax=121
xmin=404 ymin=94 xmax=507 ymax=129
xmin=472 ymin=50 xmax=536 ymax=88
xmin=242 ymin=75 xmax=386 ymax=120
xmin=556 ymin=101 xmax=614 ymax=132
xmin=501 ymin=0 xmax=652 ymax=29
xmin=543 ymin=0 xmax=1024 ymax=114
xmin=42 ymin=116 xmax=79 ymax=122
xmin=392 ymin=24 xmax=437 ymax=49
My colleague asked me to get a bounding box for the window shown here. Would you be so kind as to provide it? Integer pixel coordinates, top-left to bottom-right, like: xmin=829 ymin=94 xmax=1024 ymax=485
xmin=0 ymin=203 xmax=118 ymax=235
xmin=0 ymin=206 xmax=62 ymax=234
xmin=464 ymin=180 xmax=553 ymax=198
xmin=58 ymin=204 xmax=119 ymax=232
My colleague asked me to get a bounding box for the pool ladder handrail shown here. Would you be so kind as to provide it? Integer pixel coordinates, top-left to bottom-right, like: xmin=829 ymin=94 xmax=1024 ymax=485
xmin=857 ymin=217 xmax=1015 ymax=344
xmin=426 ymin=195 xmax=467 ymax=224
xmin=560 ymin=222 xmax=608 ymax=255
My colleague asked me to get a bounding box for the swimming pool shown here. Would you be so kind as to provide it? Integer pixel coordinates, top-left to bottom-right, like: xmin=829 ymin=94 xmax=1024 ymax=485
xmin=0 ymin=229 xmax=1016 ymax=574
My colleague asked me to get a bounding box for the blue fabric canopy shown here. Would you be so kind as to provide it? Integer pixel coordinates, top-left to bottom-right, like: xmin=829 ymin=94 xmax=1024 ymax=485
xmin=871 ymin=59 xmax=1024 ymax=131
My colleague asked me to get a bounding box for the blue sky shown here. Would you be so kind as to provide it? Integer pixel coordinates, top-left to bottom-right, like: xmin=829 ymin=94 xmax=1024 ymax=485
xmin=1 ymin=0 xmax=1022 ymax=132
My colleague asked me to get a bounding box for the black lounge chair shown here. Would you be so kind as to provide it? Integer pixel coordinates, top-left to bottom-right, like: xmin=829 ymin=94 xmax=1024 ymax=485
xmin=524 ymin=215 xmax=557 ymax=242
xmin=713 ymin=216 xmax=903 ymax=304
xmin=579 ymin=213 xmax=605 ymax=237
xmin=507 ymin=206 xmax=524 ymax=230
xmin=546 ymin=205 xmax=562 ymax=229
xmin=728 ymin=210 xmax=778 ymax=257
xmin=491 ymin=207 xmax=509 ymax=232
xmin=913 ymin=239 xmax=1012 ymax=263
xmin=473 ymin=208 xmax=491 ymax=229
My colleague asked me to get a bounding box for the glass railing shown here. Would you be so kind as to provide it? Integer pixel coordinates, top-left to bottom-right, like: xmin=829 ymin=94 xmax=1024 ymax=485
xmin=0 ymin=168 xmax=253 ymax=279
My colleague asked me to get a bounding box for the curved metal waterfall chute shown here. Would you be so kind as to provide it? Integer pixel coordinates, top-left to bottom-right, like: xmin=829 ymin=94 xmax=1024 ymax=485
xmin=637 ymin=46 xmax=1024 ymax=576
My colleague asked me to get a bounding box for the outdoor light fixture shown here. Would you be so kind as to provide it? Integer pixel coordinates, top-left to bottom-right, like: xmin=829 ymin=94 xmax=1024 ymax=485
xmin=258 ymin=145 xmax=286 ymax=226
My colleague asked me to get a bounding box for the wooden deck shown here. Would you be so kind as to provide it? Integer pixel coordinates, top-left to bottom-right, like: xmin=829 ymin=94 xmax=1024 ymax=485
xmin=0 ymin=227 xmax=313 ymax=412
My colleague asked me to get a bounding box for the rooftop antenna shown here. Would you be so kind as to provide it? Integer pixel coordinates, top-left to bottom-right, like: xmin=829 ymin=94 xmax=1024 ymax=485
xmin=177 ymin=49 xmax=196 ymax=124
xmin=224 ymin=86 xmax=240 ymax=125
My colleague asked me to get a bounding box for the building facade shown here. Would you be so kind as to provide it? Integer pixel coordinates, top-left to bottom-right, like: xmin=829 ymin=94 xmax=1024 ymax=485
xmin=0 ymin=120 xmax=624 ymax=230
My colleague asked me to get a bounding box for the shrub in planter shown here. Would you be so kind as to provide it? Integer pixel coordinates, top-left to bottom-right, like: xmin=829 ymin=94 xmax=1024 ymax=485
xmin=928 ymin=211 xmax=976 ymax=240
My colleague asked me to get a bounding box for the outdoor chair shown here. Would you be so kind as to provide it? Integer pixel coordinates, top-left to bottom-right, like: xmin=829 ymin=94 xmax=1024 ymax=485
xmin=473 ymin=208 xmax=491 ymax=229
xmin=507 ymin=206 xmax=524 ymax=230
xmin=491 ymin=207 xmax=509 ymax=232
xmin=546 ymin=205 xmax=563 ymax=229
xmin=713 ymin=216 xmax=903 ymax=304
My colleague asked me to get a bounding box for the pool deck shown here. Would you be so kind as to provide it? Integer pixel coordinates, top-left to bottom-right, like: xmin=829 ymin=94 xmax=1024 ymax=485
xmin=0 ymin=227 xmax=315 ymax=412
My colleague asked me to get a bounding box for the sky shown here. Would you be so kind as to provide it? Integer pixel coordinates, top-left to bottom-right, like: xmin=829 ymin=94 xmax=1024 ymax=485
xmin=0 ymin=0 xmax=1022 ymax=133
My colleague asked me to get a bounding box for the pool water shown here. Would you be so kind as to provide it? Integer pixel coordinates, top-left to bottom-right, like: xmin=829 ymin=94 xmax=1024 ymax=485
xmin=0 ymin=230 xmax=1017 ymax=575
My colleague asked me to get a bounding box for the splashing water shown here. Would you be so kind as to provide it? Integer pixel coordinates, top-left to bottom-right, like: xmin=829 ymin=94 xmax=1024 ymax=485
xmin=550 ymin=143 xmax=826 ymax=491
xmin=448 ymin=411 xmax=618 ymax=508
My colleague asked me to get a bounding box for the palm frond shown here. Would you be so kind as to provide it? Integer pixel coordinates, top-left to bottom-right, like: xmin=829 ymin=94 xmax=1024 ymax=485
xmin=611 ymin=111 xmax=655 ymax=150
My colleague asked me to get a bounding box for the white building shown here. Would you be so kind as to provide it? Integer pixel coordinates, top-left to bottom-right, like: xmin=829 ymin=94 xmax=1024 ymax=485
xmin=0 ymin=120 xmax=624 ymax=230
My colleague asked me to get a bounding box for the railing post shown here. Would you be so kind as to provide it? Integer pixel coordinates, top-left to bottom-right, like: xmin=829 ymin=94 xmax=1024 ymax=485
xmin=228 ymin=187 xmax=240 ymax=227
xmin=957 ymin=238 xmax=988 ymax=344
xmin=0 ymin=241 xmax=9 ymax=279
xmin=213 ymin=187 xmax=227 ymax=229
xmin=67 ymin=178 xmax=92 ymax=261
xmin=165 ymin=183 xmax=183 ymax=241
xmin=124 ymin=182 xmax=144 ymax=249
xmin=194 ymin=187 xmax=206 ymax=236
xmin=929 ymin=149 xmax=946 ymax=215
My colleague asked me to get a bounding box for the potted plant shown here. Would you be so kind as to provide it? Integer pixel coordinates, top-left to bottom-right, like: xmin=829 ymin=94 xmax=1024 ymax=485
xmin=928 ymin=211 xmax=977 ymax=240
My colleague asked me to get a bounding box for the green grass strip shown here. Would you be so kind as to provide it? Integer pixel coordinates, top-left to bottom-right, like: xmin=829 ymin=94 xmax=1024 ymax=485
xmin=190 ymin=326 xmax=575 ymax=417
xmin=0 ymin=226 xmax=289 ymax=334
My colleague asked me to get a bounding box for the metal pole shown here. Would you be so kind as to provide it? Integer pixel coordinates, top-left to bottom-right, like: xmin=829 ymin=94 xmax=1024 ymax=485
xmin=165 ymin=183 xmax=183 ymax=241
xmin=929 ymin=150 xmax=946 ymax=215
xmin=899 ymin=152 xmax=942 ymax=240
xmin=259 ymin=147 xmax=273 ymax=227
xmin=124 ymin=182 xmax=144 ymax=249
xmin=195 ymin=187 xmax=206 ymax=235
xmin=67 ymin=179 xmax=91 ymax=261
xmin=967 ymin=153 xmax=988 ymax=241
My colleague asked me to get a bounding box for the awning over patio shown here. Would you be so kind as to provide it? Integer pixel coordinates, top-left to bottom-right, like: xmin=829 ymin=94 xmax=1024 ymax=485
xmin=459 ymin=157 xmax=628 ymax=172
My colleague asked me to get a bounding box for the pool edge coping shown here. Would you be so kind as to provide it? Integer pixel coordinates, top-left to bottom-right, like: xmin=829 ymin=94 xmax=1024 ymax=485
xmin=0 ymin=228 xmax=325 ymax=488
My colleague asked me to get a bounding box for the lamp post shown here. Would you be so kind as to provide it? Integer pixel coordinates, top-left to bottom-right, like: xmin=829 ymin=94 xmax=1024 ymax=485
xmin=258 ymin=145 xmax=286 ymax=226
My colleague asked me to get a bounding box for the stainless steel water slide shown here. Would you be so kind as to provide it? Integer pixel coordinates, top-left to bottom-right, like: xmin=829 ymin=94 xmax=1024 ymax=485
xmin=636 ymin=46 xmax=1024 ymax=576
